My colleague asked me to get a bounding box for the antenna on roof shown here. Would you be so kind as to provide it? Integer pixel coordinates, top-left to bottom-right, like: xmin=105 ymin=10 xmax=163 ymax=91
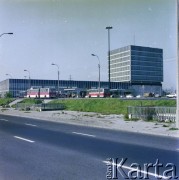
xmin=133 ymin=33 xmax=135 ymax=45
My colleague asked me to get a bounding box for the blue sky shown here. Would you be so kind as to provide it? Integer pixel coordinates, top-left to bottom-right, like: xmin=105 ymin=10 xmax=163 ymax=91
xmin=0 ymin=0 xmax=176 ymax=89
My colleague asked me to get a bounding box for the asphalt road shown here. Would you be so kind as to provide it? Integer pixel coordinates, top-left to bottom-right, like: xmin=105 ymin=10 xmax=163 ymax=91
xmin=0 ymin=114 xmax=179 ymax=180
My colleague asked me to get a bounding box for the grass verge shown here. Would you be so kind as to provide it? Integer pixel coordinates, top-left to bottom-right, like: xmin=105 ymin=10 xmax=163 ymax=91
xmin=49 ymin=99 xmax=176 ymax=115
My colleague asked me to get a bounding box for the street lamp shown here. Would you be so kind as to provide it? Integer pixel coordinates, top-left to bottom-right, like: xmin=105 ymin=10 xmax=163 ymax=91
xmin=51 ymin=63 xmax=60 ymax=97
xmin=106 ymin=26 xmax=113 ymax=90
xmin=176 ymin=0 xmax=179 ymax=128
xmin=6 ymin=73 xmax=12 ymax=78
xmin=91 ymin=54 xmax=101 ymax=97
xmin=0 ymin=32 xmax=13 ymax=38
xmin=24 ymin=69 xmax=31 ymax=89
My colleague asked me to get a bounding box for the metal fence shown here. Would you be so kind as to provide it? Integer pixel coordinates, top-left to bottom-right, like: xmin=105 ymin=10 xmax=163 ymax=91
xmin=16 ymin=103 xmax=65 ymax=111
xmin=127 ymin=106 xmax=176 ymax=122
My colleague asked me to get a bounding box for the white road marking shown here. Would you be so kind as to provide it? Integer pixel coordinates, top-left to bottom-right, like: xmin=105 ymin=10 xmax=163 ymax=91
xmin=0 ymin=118 xmax=8 ymax=122
xmin=72 ymin=132 xmax=96 ymax=138
xmin=103 ymin=160 xmax=168 ymax=179
xmin=14 ymin=136 xmax=35 ymax=143
xmin=25 ymin=123 xmax=37 ymax=127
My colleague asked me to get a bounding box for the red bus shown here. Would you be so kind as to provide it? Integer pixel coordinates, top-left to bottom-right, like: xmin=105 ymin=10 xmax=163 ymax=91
xmin=27 ymin=88 xmax=56 ymax=98
xmin=85 ymin=88 xmax=110 ymax=98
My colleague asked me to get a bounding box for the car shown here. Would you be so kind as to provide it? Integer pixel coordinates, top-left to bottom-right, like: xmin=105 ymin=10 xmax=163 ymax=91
xmin=136 ymin=95 xmax=142 ymax=98
xmin=126 ymin=94 xmax=134 ymax=98
xmin=166 ymin=93 xmax=176 ymax=98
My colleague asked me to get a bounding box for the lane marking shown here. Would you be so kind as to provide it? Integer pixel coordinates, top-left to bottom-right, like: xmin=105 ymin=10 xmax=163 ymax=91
xmin=25 ymin=123 xmax=37 ymax=127
xmin=72 ymin=132 xmax=96 ymax=138
xmin=14 ymin=136 xmax=35 ymax=143
xmin=103 ymin=161 xmax=168 ymax=179
xmin=0 ymin=118 xmax=8 ymax=122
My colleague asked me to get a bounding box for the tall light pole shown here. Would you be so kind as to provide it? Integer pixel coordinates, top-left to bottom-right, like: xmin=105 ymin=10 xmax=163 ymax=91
xmin=91 ymin=54 xmax=101 ymax=96
xmin=51 ymin=63 xmax=60 ymax=97
xmin=176 ymin=0 xmax=179 ymax=128
xmin=6 ymin=73 xmax=12 ymax=78
xmin=0 ymin=32 xmax=13 ymax=38
xmin=106 ymin=26 xmax=113 ymax=90
xmin=24 ymin=69 xmax=31 ymax=89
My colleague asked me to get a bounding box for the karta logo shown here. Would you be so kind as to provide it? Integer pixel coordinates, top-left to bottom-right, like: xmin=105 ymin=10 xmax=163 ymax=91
xmin=105 ymin=158 xmax=178 ymax=179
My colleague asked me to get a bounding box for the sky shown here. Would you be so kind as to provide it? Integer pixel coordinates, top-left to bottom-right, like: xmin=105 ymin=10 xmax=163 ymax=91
xmin=0 ymin=0 xmax=177 ymax=90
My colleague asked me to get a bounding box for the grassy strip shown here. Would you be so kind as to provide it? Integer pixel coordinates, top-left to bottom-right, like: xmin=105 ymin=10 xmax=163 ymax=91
xmin=49 ymin=99 xmax=176 ymax=115
xmin=0 ymin=98 xmax=14 ymax=106
xmin=18 ymin=98 xmax=43 ymax=104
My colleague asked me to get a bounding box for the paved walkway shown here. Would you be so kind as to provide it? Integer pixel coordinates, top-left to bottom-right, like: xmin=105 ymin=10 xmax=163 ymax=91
xmin=0 ymin=108 xmax=179 ymax=138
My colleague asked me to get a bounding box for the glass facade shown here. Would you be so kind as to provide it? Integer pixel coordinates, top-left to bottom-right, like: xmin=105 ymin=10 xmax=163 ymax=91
xmin=0 ymin=79 xmax=130 ymax=97
xmin=131 ymin=45 xmax=163 ymax=83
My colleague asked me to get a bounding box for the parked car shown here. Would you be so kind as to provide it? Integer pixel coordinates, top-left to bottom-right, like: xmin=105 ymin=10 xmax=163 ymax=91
xmin=136 ymin=95 xmax=142 ymax=98
xmin=126 ymin=94 xmax=134 ymax=98
xmin=166 ymin=93 xmax=176 ymax=98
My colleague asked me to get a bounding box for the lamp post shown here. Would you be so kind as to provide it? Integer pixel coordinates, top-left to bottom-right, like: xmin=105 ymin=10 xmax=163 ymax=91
xmin=6 ymin=73 xmax=12 ymax=78
xmin=0 ymin=32 xmax=13 ymax=38
xmin=51 ymin=63 xmax=60 ymax=97
xmin=91 ymin=54 xmax=101 ymax=97
xmin=106 ymin=26 xmax=113 ymax=90
xmin=176 ymin=0 xmax=179 ymax=128
xmin=24 ymin=69 xmax=31 ymax=89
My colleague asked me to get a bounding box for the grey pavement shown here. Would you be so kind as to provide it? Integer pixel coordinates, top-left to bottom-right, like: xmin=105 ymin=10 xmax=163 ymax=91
xmin=0 ymin=108 xmax=179 ymax=138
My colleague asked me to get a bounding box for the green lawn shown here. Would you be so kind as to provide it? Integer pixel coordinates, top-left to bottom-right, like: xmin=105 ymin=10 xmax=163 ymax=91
xmin=0 ymin=98 xmax=14 ymax=106
xmin=49 ymin=98 xmax=176 ymax=115
xmin=18 ymin=98 xmax=43 ymax=104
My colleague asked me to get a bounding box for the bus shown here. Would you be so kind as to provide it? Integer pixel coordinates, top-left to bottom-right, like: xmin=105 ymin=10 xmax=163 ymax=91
xmin=85 ymin=88 xmax=110 ymax=98
xmin=27 ymin=88 xmax=56 ymax=98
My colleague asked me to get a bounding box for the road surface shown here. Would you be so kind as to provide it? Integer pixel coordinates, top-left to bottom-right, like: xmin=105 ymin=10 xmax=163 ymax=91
xmin=0 ymin=114 xmax=179 ymax=180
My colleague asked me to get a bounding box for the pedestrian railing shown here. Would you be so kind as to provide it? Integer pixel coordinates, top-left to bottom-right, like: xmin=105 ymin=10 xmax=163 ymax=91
xmin=127 ymin=106 xmax=176 ymax=122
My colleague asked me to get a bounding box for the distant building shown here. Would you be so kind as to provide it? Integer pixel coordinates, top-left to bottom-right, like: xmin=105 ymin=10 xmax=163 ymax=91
xmin=110 ymin=45 xmax=163 ymax=95
xmin=0 ymin=45 xmax=163 ymax=98
xmin=0 ymin=79 xmax=129 ymax=97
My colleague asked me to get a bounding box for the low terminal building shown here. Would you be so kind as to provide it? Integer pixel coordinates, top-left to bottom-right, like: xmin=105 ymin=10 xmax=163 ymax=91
xmin=0 ymin=78 xmax=131 ymax=98
xmin=0 ymin=78 xmax=162 ymax=98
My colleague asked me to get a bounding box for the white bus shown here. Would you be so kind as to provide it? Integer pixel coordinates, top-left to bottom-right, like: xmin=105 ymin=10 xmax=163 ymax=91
xmin=85 ymin=88 xmax=110 ymax=98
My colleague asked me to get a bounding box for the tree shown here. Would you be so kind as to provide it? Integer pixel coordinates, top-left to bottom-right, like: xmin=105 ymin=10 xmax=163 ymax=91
xmin=4 ymin=92 xmax=13 ymax=98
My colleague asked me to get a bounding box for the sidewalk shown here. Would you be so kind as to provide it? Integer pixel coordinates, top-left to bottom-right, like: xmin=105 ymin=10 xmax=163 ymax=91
xmin=0 ymin=108 xmax=179 ymax=138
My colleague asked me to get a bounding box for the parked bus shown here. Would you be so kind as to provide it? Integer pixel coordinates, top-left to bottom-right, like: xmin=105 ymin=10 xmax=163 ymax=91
xmin=27 ymin=88 xmax=56 ymax=98
xmin=85 ymin=88 xmax=110 ymax=98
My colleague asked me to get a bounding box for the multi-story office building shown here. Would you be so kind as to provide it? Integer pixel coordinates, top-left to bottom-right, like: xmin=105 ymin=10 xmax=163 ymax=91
xmin=110 ymin=45 xmax=163 ymax=95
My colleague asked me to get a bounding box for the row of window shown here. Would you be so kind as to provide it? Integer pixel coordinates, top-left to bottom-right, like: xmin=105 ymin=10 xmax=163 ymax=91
xmin=132 ymin=75 xmax=163 ymax=81
xmin=131 ymin=61 xmax=162 ymax=67
xmin=111 ymin=71 xmax=130 ymax=77
xmin=110 ymin=61 xmax=130 ymax=68
xmin=131 ymin=66 xmax=162 ymax=71
xmin=131 ymin=46 xmax=162 ymax=53
xmin=131 ymin=71 xmax=163 ymax=76
xmin=110 ymin=56 xmax=130 ymax=63
xmin=131 ymin=56 xmax=163 ymax=62
xmin=6 ymin=79 xmax=131 ymax=92
xmin=111 ymin=46 xmax=130 ymax=54
xmin=111 ymin=66 xmax=130 ymax=73
xmin=131 ymin=51 xmax=162 ymax=58
xmin=111 ymin=76 xmax=130 ymax=82
xmin=110 ymin=51 xmax=130 ymax=59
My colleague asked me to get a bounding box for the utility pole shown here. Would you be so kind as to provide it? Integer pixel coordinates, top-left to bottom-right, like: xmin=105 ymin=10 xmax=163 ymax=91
xmin=176 ymin=0 xmax=179 ymax=128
